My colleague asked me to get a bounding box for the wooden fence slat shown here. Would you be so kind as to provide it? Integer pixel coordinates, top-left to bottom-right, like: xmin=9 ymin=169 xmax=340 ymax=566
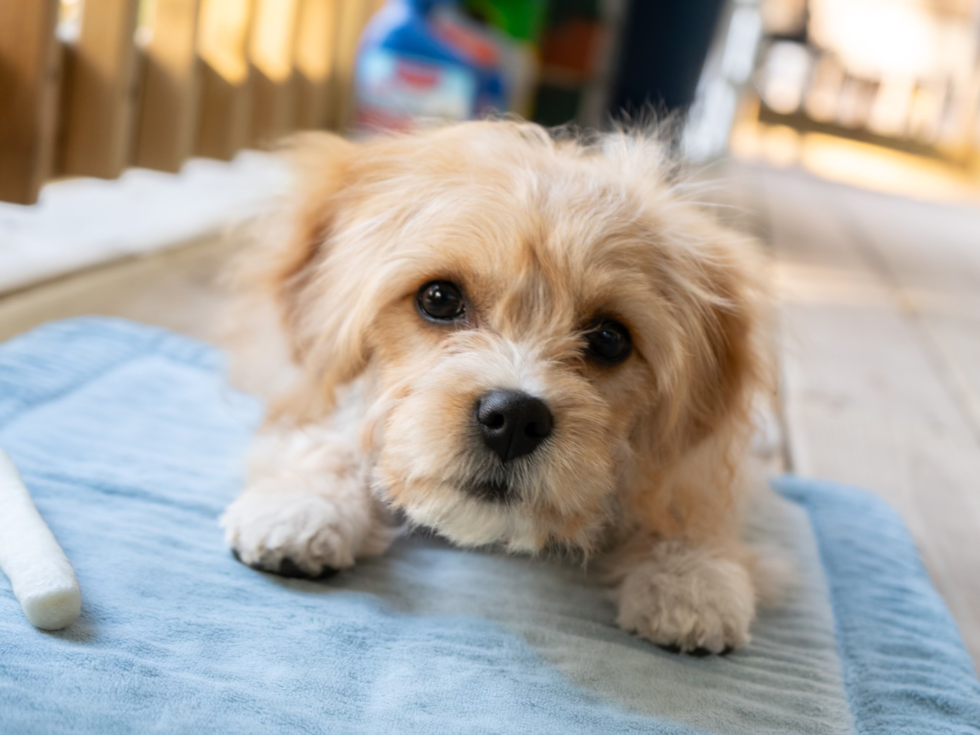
xmin=134 ymin=0 xmax=202 ymax=172
xmin=0 ymin=0 xmax=61 ymax=204
xmin=196 ymin=0 xmax=254 ymax=160
xmin=327 ymin=0 xmax=377 ymax=131
xmin=248 ymin=0 xmax=302 ymax=147
xmin=293 ymin=0 xmax=339 ymax=130
xmin=60 ymin=0 xmax=140 ymax=179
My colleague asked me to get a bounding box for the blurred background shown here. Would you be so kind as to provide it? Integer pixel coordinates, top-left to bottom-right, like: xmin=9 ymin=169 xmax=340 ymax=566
xmin=3 ymin=0 xmax=979 ymax=206
xmin=0 ymin=0 xmax=636 ymax=209
xmin=1 ymin=0 xmax=979 ymax=666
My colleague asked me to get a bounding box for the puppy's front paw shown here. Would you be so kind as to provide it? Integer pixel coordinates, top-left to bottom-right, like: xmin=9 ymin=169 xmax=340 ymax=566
xmin=221 ymin=487 xmax=370 ymax=579
xmin=615 ymin=542 xmax=755 ymax=655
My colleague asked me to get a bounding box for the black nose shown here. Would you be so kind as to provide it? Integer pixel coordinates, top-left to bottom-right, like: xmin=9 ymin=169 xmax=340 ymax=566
xmin=476 ymin=389 xmax=554 ymax=462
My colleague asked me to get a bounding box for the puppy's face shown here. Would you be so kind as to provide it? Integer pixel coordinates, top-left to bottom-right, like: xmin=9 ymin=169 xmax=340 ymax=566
xmin=258 ymin=123 xmax=763 ymax=553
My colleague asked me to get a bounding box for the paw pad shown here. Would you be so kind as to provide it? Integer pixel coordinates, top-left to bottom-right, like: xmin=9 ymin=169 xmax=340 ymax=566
xmin=231 ymin=549 xmax=339 ymax=580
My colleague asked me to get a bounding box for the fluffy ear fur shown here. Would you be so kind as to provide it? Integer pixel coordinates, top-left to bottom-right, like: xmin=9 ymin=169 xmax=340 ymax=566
xmin=630 ymin=225 xmax=771 ymax=543
xmin=224 ymin=132 xmax=367 ymax=423
xmin=664 ymin=219 xmax=770 ymax=453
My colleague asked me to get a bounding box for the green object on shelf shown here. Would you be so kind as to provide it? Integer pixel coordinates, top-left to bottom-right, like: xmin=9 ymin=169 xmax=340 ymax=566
xmin=465 ymin=0 xmax=548 ymax=42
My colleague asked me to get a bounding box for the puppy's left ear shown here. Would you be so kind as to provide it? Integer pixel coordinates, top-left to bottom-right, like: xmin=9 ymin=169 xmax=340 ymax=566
xmin=627 ymin=212 xmax=773 ymax=539
xmin=657 ymin=215 xmax=773 ymax=456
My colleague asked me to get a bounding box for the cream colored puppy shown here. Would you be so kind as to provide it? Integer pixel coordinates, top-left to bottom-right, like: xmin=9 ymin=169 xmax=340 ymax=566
xmin=221 ymin=121 xmax=773 ymax=655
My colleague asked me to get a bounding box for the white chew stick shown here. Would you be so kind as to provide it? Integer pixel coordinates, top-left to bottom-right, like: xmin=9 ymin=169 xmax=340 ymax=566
xmin=0 ymin=449 xmax=81 ymax=630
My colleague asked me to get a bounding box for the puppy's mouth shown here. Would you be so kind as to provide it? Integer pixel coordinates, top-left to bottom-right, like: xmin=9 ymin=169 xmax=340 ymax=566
xmin=465 ymin=478 xmax=512 ymax=503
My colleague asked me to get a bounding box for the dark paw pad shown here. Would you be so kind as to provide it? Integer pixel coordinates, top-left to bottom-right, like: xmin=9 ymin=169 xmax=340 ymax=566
xmin=657 ymin=643 xmax=734 ymax=657
xmin=231 ymin=549 xmax=338 ymax=580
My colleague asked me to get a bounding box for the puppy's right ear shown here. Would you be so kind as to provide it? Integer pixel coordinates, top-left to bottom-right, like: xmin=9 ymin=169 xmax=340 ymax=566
xmin=225 ymin=132 xmax=361 ymax=422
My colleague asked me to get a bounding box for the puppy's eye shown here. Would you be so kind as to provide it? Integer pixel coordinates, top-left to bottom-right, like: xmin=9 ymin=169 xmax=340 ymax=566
xmin=585 ymin=320 xmax=632 ymax=365
xmin=417 ymin=281 xmax=465 ymax=322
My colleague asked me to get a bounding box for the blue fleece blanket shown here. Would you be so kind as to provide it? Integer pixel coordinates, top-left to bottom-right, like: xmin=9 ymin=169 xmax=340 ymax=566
xmin=0 ymin=318 xmax=977 ymax=735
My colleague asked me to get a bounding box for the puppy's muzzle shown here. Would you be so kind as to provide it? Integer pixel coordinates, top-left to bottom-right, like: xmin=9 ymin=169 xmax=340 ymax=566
xmin=475 ymin=389 xmax=553 ymax=462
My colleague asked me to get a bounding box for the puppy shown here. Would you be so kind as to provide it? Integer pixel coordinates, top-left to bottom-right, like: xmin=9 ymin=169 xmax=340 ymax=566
xmin=221 ymin=120 xmax=773 ymax=654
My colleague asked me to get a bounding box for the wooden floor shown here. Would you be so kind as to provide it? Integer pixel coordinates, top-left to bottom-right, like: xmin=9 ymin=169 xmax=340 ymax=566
xmin=0 ymin=235 xmax=229 ymax=344
xmin=2 ymin=163 xmax=979 ymax=667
